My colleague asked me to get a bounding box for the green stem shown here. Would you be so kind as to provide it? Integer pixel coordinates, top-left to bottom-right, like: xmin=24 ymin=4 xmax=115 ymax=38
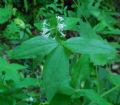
xmin=95 ymin=66 xmax=100 ymax=94
xmin=101 ymin=85 xmax=120 ymax=97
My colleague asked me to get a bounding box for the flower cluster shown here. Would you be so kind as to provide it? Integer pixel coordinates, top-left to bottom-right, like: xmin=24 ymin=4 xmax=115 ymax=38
xmin=41 ymin=20 xmax=50 ymax=38
xmin=56 ymin=16 xmax=66 ymax=36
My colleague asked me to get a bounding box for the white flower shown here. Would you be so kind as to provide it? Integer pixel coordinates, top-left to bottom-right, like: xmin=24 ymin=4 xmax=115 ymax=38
xmin=42 ymin=27 xmax=50 ymax=37
xmin=57 ymin=16 xmax=64 ymax=21
xmin=41 ymin=20 xmax=50 ymax=38
xmin=25 ymin=97 xmax=34 ymax=102
xmin=42 ymin=20 xmax=49 ymax=26
xmin=56 ymin=16 xmax=66 ymax=36
xmin=58 ymin=23 xmax=65 ymax=31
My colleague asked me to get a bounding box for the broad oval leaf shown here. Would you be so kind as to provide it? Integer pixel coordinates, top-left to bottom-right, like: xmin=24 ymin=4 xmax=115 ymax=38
xmin=8 ymin=36 xmax=58 ymax=59
xmin=43 ymin=46 xmax=70 ymax=101
xmin=64 ymin=37 xmax=116 ymax=54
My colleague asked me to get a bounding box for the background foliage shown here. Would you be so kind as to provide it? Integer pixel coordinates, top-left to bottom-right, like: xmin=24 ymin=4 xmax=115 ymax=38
xmin=0 ymin=0 xmax=120 ymax=105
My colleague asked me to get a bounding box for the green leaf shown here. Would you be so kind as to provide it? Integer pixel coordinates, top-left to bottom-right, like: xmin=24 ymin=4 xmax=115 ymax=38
xmin=0 ymin=96 xmax=15 ymax=105
xmin=50 ymin=94 xmax=70 ymax=105
xmin=77 ymin=21 xmax=116 ymax=65
xmin=0 ymin=82 xmax=8 ymax=93
xmin=94 ymin=12 xmax=117 ymax=33
xmin=64 ymin=17 xmax=80 ymax=31
xmin=74 ymin=89 xmax=112 ymax=105
xmin=0 ymin=58 xmax=25 ymax=82
xmin=77 ymin=0 xmax=101 ymax=18
xmin=107 ymin=72 xmax=120 ymax=86
xmin=8 ymin=36 xmax=58 ymax=59
xmin=90 ymin=54 xmax=116 ymax=65
xmin=0 ymin=7 xmax=13 ymax=24
xmin=3 ymin=22 xmax=21 ymax=40
xmin=15 ymin=78 xmax=39 ymax=88
xmin=43 ymin=46 xmax=70 ymax=101
xmin=64 ymin=37 xmax=116 ymax=54
xmin=16 ymin=103 xmax=28 ymax=105
xmin=98 ymin=12 xmax=116 ymax=27
xmin=79 ymin=21 xmax=99 ymax=38
xmin=34 ymin=22 xmax=43 ymax=31
xmin=71 ymin=55 xmax=91 ymax=88
xmin=102 ymin=28 xmax=120 ymax=35
xmin=93 ymin=21 xmax=106 ymax=32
